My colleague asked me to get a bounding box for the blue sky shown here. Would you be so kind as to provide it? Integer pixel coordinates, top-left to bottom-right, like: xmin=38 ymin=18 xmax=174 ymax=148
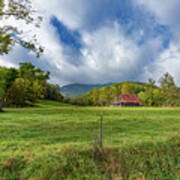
xmin=1 ymin=0 xmax=180 ymax=86
xmin=50 ymin=16 xmax=82 ymax=51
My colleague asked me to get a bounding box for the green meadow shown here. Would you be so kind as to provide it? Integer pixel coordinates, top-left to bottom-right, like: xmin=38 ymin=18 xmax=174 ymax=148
xmin=1 ymin=101 xmax=180 ymax=179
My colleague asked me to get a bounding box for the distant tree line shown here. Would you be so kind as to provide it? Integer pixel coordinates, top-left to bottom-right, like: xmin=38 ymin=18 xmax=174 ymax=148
xmin=0 ymin=63 xmax=63 ymax=111
xmin=66 ymin=73 xmax=180 ymax=107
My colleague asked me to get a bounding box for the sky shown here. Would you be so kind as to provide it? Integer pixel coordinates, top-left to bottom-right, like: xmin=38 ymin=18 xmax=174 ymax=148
xmin=1 ymin=0 xmax=180 ymax=86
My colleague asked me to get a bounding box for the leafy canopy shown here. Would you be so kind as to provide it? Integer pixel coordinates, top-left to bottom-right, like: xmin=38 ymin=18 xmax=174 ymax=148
xmin=0 ymin=0 xmax=43 ymax=57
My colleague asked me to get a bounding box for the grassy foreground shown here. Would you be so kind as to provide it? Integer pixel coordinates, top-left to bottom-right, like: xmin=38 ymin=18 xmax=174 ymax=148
xmin=1 ymin=101 xmax=180 ymax=179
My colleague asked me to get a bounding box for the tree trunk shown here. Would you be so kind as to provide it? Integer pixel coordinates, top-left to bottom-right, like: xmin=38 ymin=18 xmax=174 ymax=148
xmin=0 ymin=98 xmax=4 ymax=112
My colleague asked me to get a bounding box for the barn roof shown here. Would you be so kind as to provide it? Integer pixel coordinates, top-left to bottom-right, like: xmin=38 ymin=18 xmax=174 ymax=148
xmin=120 ymin=94 xmax=141 ymax=103
xmin=113 ymin=94 xmax=141 ymax=104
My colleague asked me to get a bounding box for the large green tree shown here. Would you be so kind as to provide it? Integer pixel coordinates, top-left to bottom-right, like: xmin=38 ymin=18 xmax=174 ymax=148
xmin=0 ymin=0 xmax=43 ymax=111
xmin=159 ymin=73 xmax=180 ymax=106
xmin=45 ymin=83 xmax=63 ymax=102
xmin=0 ymin=68 xmax=6 ymax=111
xmin=145 ymin=78 xmax=156 ymax=106
xmin=5 ymin=63 xmax=49 ymax=106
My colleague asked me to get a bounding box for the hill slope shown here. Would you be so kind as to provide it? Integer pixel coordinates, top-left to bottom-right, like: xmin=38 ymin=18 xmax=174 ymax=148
xmin=61 ymin=83 xmax=112 ymax=97
xmin=71 ymin=81 xmax=154 ymax=106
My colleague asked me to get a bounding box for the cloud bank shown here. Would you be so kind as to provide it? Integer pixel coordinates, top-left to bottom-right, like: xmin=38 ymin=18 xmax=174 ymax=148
xmin=1 ymin=0 xmax=180 ymax=85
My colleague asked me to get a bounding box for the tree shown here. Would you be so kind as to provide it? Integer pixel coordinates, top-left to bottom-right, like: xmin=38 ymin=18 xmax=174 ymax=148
xmin=4 ymin=63 xmax=50 ymax=107
xmin=138 ymin=91 xmax=146 ymax=106
xmin=0 ymin=0 xmax=43 ymax=56
xmin=5 ymin=78 xmax=31 ymax=106
xmin=138 ymin=85 xmax=164 ymax=107
xmin=0 ymin=67 xmax=18 ymax=110
xmin=0 ymin=0 xmax=43 ymax=111
xmin=45 ymin=83 xmax=63 ymax=101
xmin=112 ymin=83 xmax=121 ymax=99
xmin=159 ymin=73 xmax=180 ymax=106
xmin=18 ymin=62 xmax=49 ymax=82
xmin=146 ymin=78 xmax=156 ymax=106
xmin=0 ymin=69 xmax=6 ymax=111
xmin=90 ymin=88 xmax=100 ymax=106
xmin=121 ymin=82 xmax=134 ymax=94
xmin=4 ymin=67 xmax=18 ymax=89
xmin=152 ymin=88 xmax=164 ymax=106
xmin=102 ymin=86 xmax=113 ymax=106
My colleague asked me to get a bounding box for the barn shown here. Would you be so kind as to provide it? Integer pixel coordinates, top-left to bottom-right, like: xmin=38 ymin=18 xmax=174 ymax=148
xmin=112 ymin=94 xmax=141 ymax=107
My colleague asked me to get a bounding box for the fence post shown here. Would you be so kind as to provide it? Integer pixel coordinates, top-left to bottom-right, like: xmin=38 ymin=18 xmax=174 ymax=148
xmin=100 ymin=113 xmax=103 ymax=148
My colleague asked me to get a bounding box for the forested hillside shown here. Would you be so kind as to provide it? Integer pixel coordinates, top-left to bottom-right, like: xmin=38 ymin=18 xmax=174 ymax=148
xmin=0 ymin=63 xmax=63 ymax=111
xmin=61 ymin=83 xmax=112 ymax=97
xmin=68 ymin=73 xmax=180 ymax=107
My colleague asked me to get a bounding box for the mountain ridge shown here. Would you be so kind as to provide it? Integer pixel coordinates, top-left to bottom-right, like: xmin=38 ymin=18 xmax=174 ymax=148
xmin=61 ymin=83 xmax=113 ymax=97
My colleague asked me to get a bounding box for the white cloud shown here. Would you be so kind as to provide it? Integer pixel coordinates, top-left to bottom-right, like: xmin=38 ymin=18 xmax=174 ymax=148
xmin=134 ymin=0 xmax=180 ymax=85
xmin=32 ymin=0 xmax=89 ymax=30
xmin=134 ymin=0 xmax=180 ymax=37
xmin=80 ymin=22 xmax=141 ymax=82
xmin=152 ymin=42 xmax=180 ymax=85
xmin=1 ymin=0 xmax=180 ymax=86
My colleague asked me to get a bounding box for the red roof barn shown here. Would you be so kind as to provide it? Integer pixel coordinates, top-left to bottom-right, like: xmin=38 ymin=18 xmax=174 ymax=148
xmin=112 ymin=94 xmax=141 ymax=107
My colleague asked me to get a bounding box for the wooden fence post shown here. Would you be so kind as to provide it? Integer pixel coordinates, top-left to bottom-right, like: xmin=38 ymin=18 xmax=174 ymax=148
xmin=100 ymin=113 xmax=103 ymax=148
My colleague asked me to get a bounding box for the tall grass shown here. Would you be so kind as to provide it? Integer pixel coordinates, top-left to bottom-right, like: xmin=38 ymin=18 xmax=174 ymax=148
xmin=1 ymin=136 xmax=180 ymax=179
xmin=1 ymin=101 xmax=180 ymax=179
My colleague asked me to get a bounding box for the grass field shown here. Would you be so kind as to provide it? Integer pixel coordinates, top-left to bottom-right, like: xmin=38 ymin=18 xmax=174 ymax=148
xmin=1 ymin=101 xmax=180 ymax=179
